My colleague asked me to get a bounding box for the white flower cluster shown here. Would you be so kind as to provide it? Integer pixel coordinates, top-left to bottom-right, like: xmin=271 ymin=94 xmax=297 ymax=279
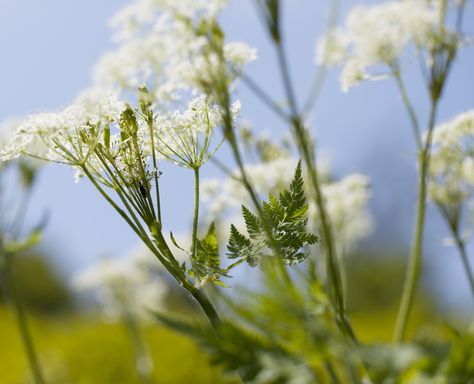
xmin=202 ymin=155 xmax=372 ymax=252
xmin=315 ymin=0 xmax=440 ymax=91
xmin=314 ymin=173 xmax=373 ymax=253
xmin=202 ymin=157 xmax=307 ymax=218
xmin=72 ymin=247 xmax=168 ymax=322
xmin=429 ymin=110 xmax=474 ymax=207
xmin=94 ymin=0 xmax=257 ymax=102
xmin=153 ymin=95 xmax=240 ymax=168
xmin=0 ymin=87 xmax=125 ymax=165
xmin=0 ymin=88 xmax=232 ymax=183
xmin=0 ymin=118 xmax=21 ymax=160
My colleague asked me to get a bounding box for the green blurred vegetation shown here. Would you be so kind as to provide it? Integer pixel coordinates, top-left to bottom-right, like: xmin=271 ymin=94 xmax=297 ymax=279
xmin=345 ymin=249 xmax=443 ymax=343
xmin=0 ymin=253 xmax=229 ymax=383
xmin=0 ymin=307 xmax=229 ymax=384
xmin=0 ymin=249 xmax=468 ymax=383
xmin=0 ymin=253 xmax=71 ymax=314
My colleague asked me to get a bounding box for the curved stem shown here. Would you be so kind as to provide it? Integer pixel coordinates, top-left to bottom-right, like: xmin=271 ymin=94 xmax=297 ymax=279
xmin=240 ymin=73 xmax=291 ymax=123
xmin=394 ymin=101 xmax=438 ymax=342
xmin=2 ymin=252 xmax=46 ymax=384
xmin=225 ymin=122 xmax=292 ymax=286
xmin=188 ymin=287 xmax=221 ymax=329
xmin=392 ymin=68 xmax=422 ymax=151
xmin=302 ymin=0 xmax=340 ymax=116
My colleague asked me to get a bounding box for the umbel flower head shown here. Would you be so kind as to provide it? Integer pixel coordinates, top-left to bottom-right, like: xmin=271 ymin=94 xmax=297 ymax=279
xmin=0 ymin=86 xmax=235 ymax=174
xmin=315 ymin=0 xmax=458 ymax=91
xmin=0 ymin=87 xmax=125 ymax=166
xmin=72 ymin=248 xmax=168 ymax=322
xmin=94 ymin=0 xmax=257 ymax=103
xmin=429 ymin=110 xmax=474 ymax=209
xmin=153 ymin=95 xmax=240 ymax=169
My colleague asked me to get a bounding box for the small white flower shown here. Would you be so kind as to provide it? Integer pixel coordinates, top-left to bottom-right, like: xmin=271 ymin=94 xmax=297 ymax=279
xmin=317 ymin=0 xmax=446 ymax=91
xmin=429 ymin=110 xmax=474 ymax=208
xmin=93 ymin=0 xmax=256 ymax=103
xmin=153 ymin=95 xmax=239 ymax=168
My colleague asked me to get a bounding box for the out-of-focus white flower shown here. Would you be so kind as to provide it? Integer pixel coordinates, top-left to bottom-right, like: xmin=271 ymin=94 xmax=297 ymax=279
xmin=312 ymin=174 xmax=373 ymax=253
xmin=0 ymin=118 xmax=22 ymax=159
xmin=315 ymin=28 xmax=348 ymax=66
xmin=202 ymin=157 xmax=303 ymax=218
xmin=93 ymin=0 xmax=256 ymax=103
xmin=72 ymin=249 xmax=168 ymax=322
xmin=224 ymin=42 xmax=258 ymax=71
xmin=316 ymin=0 xmax=445 ymax=91
xmin=0 ymin=87 xmax=125 ymax=164
xmin=109 ymin=0 xmax=227 ymax=42
xmin=202 ymin=153 xmax=372 ymax=253
xmin=429 ymin=110 xmax=474 ymax=209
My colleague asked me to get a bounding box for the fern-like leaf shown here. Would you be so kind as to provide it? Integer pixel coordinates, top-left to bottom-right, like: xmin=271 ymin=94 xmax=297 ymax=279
xmin=227 ymin=160 xmax=319 ymax=267
xmin=189 ymin=222 xmax=229 ymax=287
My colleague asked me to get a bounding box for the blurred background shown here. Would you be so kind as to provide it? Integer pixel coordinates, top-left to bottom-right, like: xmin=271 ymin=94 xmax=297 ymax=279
xmin=0 ymin=0 xmax=473 ymax=382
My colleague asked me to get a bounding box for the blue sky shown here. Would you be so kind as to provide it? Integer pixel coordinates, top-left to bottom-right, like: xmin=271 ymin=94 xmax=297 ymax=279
xmin=1 ymin=0 xmax=473 ymax=313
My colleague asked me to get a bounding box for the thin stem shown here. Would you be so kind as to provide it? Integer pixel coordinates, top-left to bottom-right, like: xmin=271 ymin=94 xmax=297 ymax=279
xmin=454 ymin=236 xmax=474 ymax=301
xmin=84 ymin=165 xmax=223 ymax=330
xmin=273 ymin=39 xmax=353 ymax=340
xmin=394 ymin=100 xmax=438 ymax=342
xmin=148 ymin=118 xmax=162 ymax=222
xmin=123 ymin=312 xmax=154 ymax=384
xmin=392 ymin=67 xmax=422 ymax=151
xmin=302 ymin=66 xmax=327 ymax=117
xmin=225 ymin=124 xmax=293 ymax=286
xmin=191 ymin=167 xmax=200 ymax=257
xmin=275 ymin=43 xmax=299 ymax=117
xmin=240 ymin=73 xmax=291 ymax=123
xmin=439 ymin=210 xmax=474 ymax=301
xmin=302 ymin=0 xmax=340 ymax=116
xmin=209 ymin=156 xmax=241 ymax=181
xmin=1 ymin=251 xmax=46 ymax=384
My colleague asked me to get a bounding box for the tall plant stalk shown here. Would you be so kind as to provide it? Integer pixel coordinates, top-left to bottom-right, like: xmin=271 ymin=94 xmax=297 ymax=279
xmin=394 ymin=88 xmax=439 ymax=341
xmin=274 ymin=37 xmax=353 ymax=341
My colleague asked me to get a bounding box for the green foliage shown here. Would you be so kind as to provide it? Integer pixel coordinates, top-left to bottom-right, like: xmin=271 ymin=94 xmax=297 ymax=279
xmin=3 ymin=228 xmax=42 ymax=255
xmin=227 ymin=161 xmax=319 ymax=267
xmin=0 ymin=254 xmax=71 ymax=313
xmin=155 ymin=260 xmax=358 ymax=383
xmin=155 ymin=258 xmax=474 ymax=384
xmin=189 ymin=223 xmax=230 ymax=287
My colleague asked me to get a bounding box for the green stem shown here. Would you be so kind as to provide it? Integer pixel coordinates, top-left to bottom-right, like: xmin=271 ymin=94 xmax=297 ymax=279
xmin=394 ymin=101 xmax=438 ymax=342
xmin=188 ymin=286 xmax=221 ymax=329
xmin=191 ymin=167 xmax=200 ymax=257
xmin=2 ymin=252 xmax=46 ymax=384
xmin=273 ymin=39 xmax=353 ymax=340
xmin=148 ymin=118 xmax=162 ymax=222
xmin=240 ymin=72 xmax=291 ymax=123
xmin=392 ymin=68 xmax=422 ymax=151
xmin=451 ymin=232 xmax=474 ymax=301
xmin=225 ymin=123 xmax=293 ymax=287
xmin=302 ymin=0 xmax=340 ymax=116
xmin=123 ymin=312 xmax=154 ymax=384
